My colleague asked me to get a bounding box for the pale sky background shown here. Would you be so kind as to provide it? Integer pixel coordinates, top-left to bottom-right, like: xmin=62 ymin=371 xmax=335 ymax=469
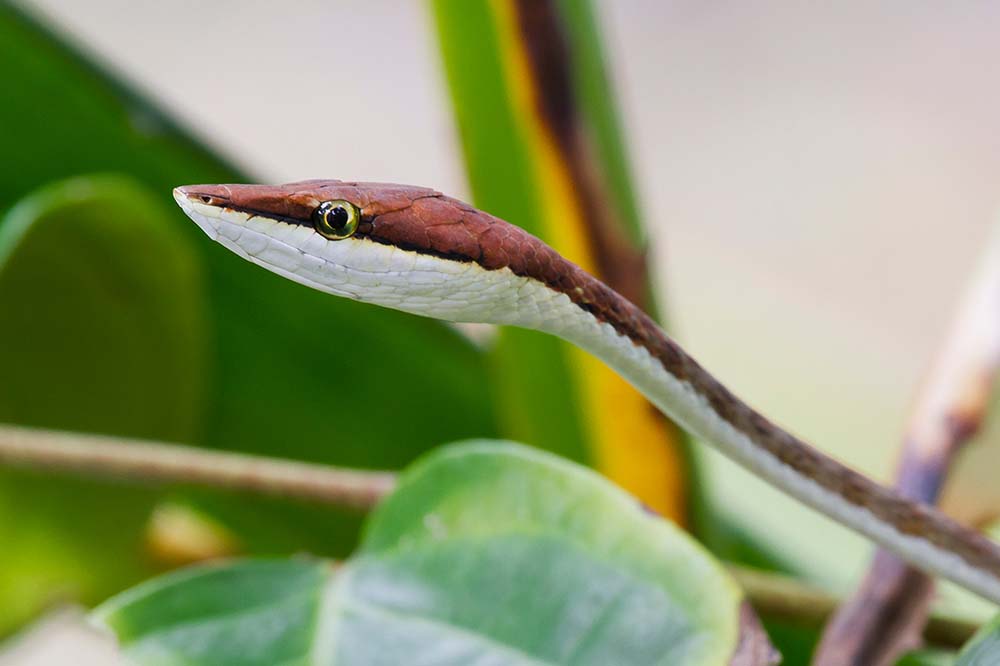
xmin=7 ymin=4 xmax=1000 ymax=652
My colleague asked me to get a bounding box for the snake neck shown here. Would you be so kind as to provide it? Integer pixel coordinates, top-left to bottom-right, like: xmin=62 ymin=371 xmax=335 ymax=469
xmin=525 ymin=273 xmax=1000 ymax=604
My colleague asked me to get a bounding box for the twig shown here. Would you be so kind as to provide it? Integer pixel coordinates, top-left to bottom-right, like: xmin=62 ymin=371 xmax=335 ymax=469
xmin=730 ymin=566 xmax=980 ymax=650
xmin=0 ymin=424 xmax=396 ymax=510
xmin=813 ymin=223 xmax=1000 ymax=666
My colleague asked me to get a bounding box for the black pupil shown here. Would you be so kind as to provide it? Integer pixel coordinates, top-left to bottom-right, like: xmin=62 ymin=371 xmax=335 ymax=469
xmin=328 ymin=206 xmax=349 ymax=229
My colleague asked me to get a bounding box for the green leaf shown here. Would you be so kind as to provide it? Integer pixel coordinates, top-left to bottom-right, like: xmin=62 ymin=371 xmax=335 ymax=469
xmin=0 ymin=176 xmax=207 ymax=438
xmin=0 ymin=175 xmax=207 ymax=633
xmin=355 ymin=441 xmax=753 ymax=664
xmin=0 ymin=6 xmax=239 ymax=210
xmin=95 ymin=441 xmax=759 ymax=665
xmin=956 ymin=614 xmax=1000 ymax=665
xmin=95 ymin=559 xmax=333 ymax=666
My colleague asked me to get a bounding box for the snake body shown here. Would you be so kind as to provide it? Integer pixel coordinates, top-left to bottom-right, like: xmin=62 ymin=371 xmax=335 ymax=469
xmin=174 ymin=180 xmax=1000 ymax=604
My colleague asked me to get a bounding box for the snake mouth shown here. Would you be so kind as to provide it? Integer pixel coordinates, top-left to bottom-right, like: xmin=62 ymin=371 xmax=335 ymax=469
xmin=174 ymin=193 xmax=374 ymax=305
xmin=173 ymin=187 xmax=229 ymax=241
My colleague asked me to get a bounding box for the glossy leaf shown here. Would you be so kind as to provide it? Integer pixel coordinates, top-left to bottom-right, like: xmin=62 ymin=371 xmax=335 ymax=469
xmin=96 ymin=441 xmax=763 ymax=665
xmin=95 ymin=559 xmax=333 ymax=666
xmin=0 ymin=175 xmax=207 ymax=634
xmin=355 ymin=441 xmax=754 ymax=664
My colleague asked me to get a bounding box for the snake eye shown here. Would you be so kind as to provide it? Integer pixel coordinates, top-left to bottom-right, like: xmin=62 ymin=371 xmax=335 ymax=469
xmin=313 ymin=200 xmax=359 ymax=240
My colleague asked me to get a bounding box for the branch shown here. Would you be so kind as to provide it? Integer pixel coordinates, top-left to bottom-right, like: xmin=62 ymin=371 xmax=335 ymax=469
xmin=730 ymin=566 xmax=979 ymax=651
xmin=813 ymin=223 xmax=1000 ymax=666
xmin=0 ymin=424 xmax=987 ymax=647
xmin=0 ymin=424 xmax=396 ymax=510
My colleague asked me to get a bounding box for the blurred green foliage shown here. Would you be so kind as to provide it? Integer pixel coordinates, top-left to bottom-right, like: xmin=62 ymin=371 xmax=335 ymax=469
xmin=0 ymin=176 xmax=203 ymax=633
xmin=0 ymin=4 xmax=497 ymax=633
xmin=0 ymin=5 xmax=496 ymax=468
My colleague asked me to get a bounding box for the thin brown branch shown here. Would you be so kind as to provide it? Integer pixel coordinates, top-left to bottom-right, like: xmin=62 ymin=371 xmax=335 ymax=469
xmin=814 ymin=225 xmax=1000 ymax=666
xmin=0 ymin=422 xmax=987 ymax=646
xmin=729 ymin=566 xmax=979 ymax=651
xmin=0 ymin=424 xmax=396 ymax=510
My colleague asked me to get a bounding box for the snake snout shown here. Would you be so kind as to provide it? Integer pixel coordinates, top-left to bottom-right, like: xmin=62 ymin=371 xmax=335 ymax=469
xmin=173 ymin=185 xmax=232 ymax=208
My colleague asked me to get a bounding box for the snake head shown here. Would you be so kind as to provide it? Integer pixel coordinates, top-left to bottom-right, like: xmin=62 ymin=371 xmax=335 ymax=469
xmin=172 ymin=180 xmax=582 ymax=327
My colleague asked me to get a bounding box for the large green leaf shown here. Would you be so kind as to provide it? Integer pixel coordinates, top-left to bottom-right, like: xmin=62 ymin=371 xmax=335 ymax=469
xmin=0 ymin=175 xmax=207 ymax=634
xmin=0 ymin=5 xmax=498 ymax=560
xmin=354 ymin=441 xmax=755 ymax=664
xmin=95 ymin=441 xmax=764 ymax=664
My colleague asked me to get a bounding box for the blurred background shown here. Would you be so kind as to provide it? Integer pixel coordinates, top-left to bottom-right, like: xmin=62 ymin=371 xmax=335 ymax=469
xmin=4 ymin=1 xmax=1000 ymax=663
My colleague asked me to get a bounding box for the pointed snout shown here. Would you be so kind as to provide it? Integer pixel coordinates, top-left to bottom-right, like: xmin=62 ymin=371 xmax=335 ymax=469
xmin=172 ymin=184 xmax=234 ymax=209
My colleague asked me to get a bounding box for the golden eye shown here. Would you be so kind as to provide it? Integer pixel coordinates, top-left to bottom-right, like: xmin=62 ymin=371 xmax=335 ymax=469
xmin=313 ymin=200 xmax=360 ymax=240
